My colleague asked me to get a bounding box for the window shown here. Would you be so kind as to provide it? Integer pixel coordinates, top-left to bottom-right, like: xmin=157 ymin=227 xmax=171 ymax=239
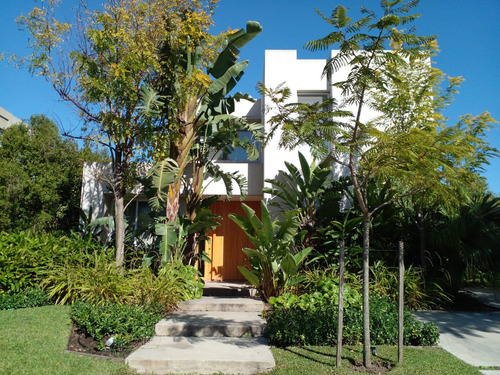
xmin=218 ymin=131 xmax=261 ymax=163
xmin=126 ymin=200 xmax=153 ymax=232
xmin=297 ymin=92 xmax=329 ymax=105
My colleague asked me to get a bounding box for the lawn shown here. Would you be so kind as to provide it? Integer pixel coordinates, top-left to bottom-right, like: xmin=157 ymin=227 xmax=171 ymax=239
xmin=0 ymin=305 xmax=481 ymax=375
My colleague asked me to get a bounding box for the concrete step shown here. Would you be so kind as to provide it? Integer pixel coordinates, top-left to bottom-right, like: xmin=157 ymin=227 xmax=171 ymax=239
xmin=126 ymin=336 xmax=275 ymax=375
xmin=203 ymin=282 xmax=258 ymax=297
xmin=155 ymin=311 xmax=266 ymax=337
xmin=178 ymin=296 xmax=266 ymax=313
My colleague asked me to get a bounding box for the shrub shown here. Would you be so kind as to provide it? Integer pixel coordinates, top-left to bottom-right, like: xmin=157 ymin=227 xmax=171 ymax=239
xmin=0 ymin=231 xmax=103 ymax=294
xmin=0 ymin=288 xmax=52 ymax=310
xmin=266 ymin=294 xmax=439 ymax=347
xmin=70 ymin=302 xmax=164 ymax=350
xmin=43 ymin=251 xmax=203 ymax=309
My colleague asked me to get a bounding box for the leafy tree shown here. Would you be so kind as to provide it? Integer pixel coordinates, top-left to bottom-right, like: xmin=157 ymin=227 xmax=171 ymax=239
xmin=0 ymin=115 xmax=82 ymax=232
xmin=141 ymin=20 xmax=263 ymax=262
xmin=16 ymin=0 xmax=218 ymax=267
xmin=262 ymin=0 xmax=496 ymax=367
xmin=265 ymin=1 xmax=434 ymax=366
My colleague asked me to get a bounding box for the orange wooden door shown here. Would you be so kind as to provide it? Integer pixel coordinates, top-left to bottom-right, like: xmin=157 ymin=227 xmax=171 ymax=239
xmin=203 ymin=200 xmax=261 ymax=281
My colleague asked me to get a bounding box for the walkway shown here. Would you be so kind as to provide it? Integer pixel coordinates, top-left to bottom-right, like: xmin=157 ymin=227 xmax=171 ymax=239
xmin=126 ymin=282 xmax=275 ymax=374
xmin=414 ymin=288 xmax=500 ymax=375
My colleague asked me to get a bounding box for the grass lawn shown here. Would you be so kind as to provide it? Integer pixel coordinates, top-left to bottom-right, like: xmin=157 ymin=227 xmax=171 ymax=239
xmin=268 ymin=345 xmax=481 ymax=375
xmin=0 ymin=305 xmax=481 ymax=375
xmin=0 ymin=305 xmax=134 ymax=375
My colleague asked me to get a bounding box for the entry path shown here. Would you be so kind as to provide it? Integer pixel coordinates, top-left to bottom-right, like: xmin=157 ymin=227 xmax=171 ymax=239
xmin=126 ymin=283 xmax=275 ymax=374
xmin=414 ymin=288 xmax=500 ymax=375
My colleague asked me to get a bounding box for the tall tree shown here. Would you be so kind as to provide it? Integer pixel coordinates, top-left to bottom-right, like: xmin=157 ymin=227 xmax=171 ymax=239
xmin=141 ymin=20 xmax=263 ymax=261
xmin=0 ymin=115 xmax=82 ymax=232
xmin=17 ymin=0 xmax=217 ymax=266
xmin=264 ymin=1 xmax=434 ymax=366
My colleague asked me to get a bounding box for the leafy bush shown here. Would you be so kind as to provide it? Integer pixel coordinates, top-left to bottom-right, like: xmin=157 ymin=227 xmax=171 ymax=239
xmin=70 ymin=302 xmax=164 ymax=350
xmin=0 ymin=231 xmax=103 ymax=294
xmin=43 ymin=251 xmax=203 ymax=309
xmin=266 ymin=294 xmax=439 ymax=347
xmin=229 ymin=201 xmax=311 ymax=301
xmin=0 ymin=288 xmax=52 ymax=310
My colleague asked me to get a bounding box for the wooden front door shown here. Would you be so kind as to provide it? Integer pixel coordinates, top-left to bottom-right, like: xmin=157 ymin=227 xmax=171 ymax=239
xmin=204 ymin=200 xmax=261 ymax=281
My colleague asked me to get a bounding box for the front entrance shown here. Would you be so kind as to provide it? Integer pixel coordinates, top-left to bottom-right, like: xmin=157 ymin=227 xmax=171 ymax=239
xmin=203 ymin=200 xmax=261 ymax=281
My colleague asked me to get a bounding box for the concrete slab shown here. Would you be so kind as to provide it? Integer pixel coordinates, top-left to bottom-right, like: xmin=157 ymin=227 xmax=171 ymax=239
xmin=465 ymin=288 xmax=500 ymax=309
xmin=414 ymin=311 xmax=500 ymax=367
xmin=126 ymin=336 xmax=275 ymax=374
xmin=178 ymin=296 xmax=265 ymax=313
xmin=156 ymin=311 xmax=266 ymax=337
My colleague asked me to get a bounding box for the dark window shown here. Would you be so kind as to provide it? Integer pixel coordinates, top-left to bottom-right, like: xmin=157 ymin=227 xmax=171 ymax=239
xmin=218 ymin=131 xmax=261 ymax=163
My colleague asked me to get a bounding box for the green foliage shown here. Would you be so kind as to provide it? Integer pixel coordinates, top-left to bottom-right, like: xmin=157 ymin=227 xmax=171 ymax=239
xmin=229 ymin=201 xmax=312 ymax=301
xmin=0 ymin=231 xmax=103 ymax=294
xmin=70 ymin=302 xmax=164 ymax=350
xmin=42 ymin=251 xmax=203 ymax=308
xmin=0 ymin=115 xmax=83 ymax=232
xmin=0 ymin=288 xmax=51 ymax=310
xmin=433 ymin=192 xmax=500 ymax=290
xmin=266 ymin=295 xmax=439 ymax=347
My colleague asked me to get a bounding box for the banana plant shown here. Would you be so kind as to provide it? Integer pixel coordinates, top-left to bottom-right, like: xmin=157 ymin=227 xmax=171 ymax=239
xmin=229 ymin=201 xmax=312 ymax=301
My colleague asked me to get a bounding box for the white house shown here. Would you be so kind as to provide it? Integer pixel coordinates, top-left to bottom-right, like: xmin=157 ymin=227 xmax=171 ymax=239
xmin=81 ymin=50 xmax=379 ymax=281
xmin=0 ymin=107 xmax=21 ymax=133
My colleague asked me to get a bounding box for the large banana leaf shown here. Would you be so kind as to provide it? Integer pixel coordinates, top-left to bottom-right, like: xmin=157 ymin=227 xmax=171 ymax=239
xmin=209 ymin=21 xmax=262 ymax=79
xmin=147 ymin=159 xmax=179 ymax=211
xmin=237 ymin=265 xmax=260 ymax=287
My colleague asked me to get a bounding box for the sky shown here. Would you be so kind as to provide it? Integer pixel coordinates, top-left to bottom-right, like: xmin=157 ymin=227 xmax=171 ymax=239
xmin=1 ymin=0 xmax=500 ymax=193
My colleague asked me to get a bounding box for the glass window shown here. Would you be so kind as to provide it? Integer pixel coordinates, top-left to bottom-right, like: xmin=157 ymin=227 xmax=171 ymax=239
xmin=218 ymin=131 xmax=261 ymax=163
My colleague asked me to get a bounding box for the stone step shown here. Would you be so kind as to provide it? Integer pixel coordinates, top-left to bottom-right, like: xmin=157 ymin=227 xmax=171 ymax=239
xmin=155 ymin=311 xmax=266 ymax=337
xmin=203 ymin=282 xmax=258 ymax=297
xmin=178 ymin=296 xmax=266 ymax=313
xmin=126 ymin=336 xmax=275 ymax=375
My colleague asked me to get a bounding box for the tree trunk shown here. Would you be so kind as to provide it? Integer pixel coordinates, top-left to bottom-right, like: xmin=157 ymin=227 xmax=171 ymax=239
xmin=336 ymin=239 xmax=345 ymax=367
xmin=114 ymin=193 xmax=126 ymax=267
xmin=417 ymin=213 xmax=427 ymax=274
xmin=398 ymin=240 xmax=404 ymax=364
xmin=362 ymin=216 xmax=371 ymax=368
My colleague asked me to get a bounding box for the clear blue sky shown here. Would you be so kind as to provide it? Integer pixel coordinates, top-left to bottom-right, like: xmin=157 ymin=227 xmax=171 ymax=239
xmin=1 ymin=0 xmax=500 ymax=194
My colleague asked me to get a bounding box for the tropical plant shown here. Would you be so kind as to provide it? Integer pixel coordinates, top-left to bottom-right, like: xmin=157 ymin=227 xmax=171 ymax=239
xmin=432 ymin=193 xmax=500 ymax=290
xmin=229 ymin=201 xmax=312 ymax=301
xmin=17 ymin=0 xmax=219 ymax=266
xmin=263 ymin=151 xmax=332 ymax=247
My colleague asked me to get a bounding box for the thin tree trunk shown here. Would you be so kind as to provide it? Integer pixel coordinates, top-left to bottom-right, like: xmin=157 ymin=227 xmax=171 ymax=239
xmin=398 ymin=240 xmax=404 ymax=364
xmin=417 ymin=213 xmax=427 ymax=274
xmin=114 ymin=193 xmax=125 ymax=267
xmin=362 ymin=217 xmax=371 ymax=368
xmin=336 ymin=239 xmax=345 ymax=367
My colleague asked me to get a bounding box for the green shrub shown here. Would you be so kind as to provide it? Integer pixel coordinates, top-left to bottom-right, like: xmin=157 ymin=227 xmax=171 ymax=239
xmin=266 ymin=294 xmax=439 ymax=347
xmin=70 ymin=302 xmax=164 ymax=350
xmin=0 ymin=288 xmax=52 ymax=310
xmin=43 ymin=251 xmax=203 ymax=309
xmin=0 ymin=231 xmax=103 ymax=294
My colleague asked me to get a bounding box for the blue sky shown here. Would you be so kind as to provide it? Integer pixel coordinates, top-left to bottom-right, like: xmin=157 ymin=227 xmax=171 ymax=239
xmin=1 ymin=0 xmax=500 ymax=193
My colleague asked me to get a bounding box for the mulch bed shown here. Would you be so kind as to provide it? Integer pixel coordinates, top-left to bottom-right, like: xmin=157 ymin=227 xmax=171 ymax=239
xmin=352 ymin=359 xmax=393 ymax=373
xmin=66 ymin=325 xmax=146 ymax=359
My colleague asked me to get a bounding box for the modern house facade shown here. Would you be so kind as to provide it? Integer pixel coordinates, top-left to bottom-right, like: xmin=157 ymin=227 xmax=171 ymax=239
xmin=81 ymin=50 xmax=378 ymax=281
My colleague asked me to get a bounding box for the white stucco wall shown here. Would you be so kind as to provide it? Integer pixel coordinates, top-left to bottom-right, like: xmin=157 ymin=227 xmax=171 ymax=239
xmin=80 ymin=162 xmax=112 ymax=219
xmin=262 ymin=50 xmax=327 ymax=197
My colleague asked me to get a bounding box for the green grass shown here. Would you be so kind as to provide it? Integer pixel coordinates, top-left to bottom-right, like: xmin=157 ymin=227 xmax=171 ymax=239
xmin=0 ymin=305 xmax=482 ymax=375
xmin=267 ymin=345 xmax=481 ymax=375
xmin=0 ymin=305 xmax=134 ymax=375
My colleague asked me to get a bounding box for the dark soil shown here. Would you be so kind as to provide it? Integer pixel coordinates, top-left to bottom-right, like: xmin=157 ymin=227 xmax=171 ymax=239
xmin=352 ymin=358 xmax=393 ymax=373
xmin=66 ymin=325 xmax=146 ymax=359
